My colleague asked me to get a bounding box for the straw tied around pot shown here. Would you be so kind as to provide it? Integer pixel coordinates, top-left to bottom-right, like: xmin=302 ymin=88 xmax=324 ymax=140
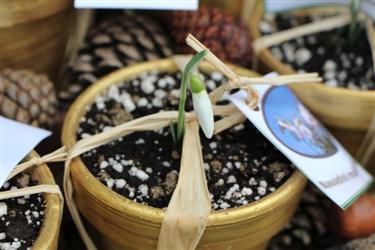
xmin=1 ymin=148 xmax=65 ymax=205
xmin=62 ymin=34 xmax=321 ymax=250
xmin=0 ymin=149 xmax=65 ymax=249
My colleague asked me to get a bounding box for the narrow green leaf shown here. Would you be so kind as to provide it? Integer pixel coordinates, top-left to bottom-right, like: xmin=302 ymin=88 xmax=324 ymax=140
xmin=169 ymin=119 xmax=177 ymax=144
xmin=349 ymin=0 xmax=360 ymax=45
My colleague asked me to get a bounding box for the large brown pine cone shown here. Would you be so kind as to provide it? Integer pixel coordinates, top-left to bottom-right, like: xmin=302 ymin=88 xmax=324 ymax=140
xmin=169 ymin=7 xmax=252 ymax=67
xmin=0 ymin=69 xmax=58 ymax=128
xmin=59 ymin=12 xmax=173 ymax=108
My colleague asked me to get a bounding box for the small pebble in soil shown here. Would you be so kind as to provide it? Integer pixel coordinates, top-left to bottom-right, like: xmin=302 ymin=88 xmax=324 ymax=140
xmin=0 ymin=173 xmax=45 ymax=250
xmin=260 ymin=13 xmax=375 ymax=90
xmin=77 ymin=71 xmax=294 ymax=210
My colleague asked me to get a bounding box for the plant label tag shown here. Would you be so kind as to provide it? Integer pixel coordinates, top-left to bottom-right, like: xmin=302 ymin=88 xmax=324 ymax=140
xmin=228 ymin=73 xmax=373 ymax=209
xmin=0 ymin=116 xmax=51 ymax=187
xmin=264 ymin=0 xmax=375 ymax=21
xmin=74 ymin=0 xmax=198 ymax=10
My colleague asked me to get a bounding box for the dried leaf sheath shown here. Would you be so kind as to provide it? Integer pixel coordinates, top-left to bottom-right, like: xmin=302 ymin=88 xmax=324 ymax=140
xmin=158 ymin=120 xmax=210 ymax=250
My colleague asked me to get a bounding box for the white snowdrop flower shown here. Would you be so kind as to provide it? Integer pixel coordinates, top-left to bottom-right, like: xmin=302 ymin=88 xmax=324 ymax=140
xmin=190 ymin=75 xmax=214 ymax=138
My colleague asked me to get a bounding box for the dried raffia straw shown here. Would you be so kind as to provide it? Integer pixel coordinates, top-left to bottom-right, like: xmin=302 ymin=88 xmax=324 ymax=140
xmin=253 ymin=12 xmax=366 ymax=54
xmin=0 ymin=149 xmax=65 ymax=217
xmin=158 ymin=120 xmax=210 ymax=250
xmin=186 ymin=34 xmax=322 ymax=107
xmin=6 ymin=147 xmax=67 ymax=181
xmin=62 ymin=35 xmax=323 ymax=250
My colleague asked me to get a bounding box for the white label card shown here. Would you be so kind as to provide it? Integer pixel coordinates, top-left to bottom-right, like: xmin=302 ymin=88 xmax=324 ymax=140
xmin=75 ymin=0 xmax=199 ymax=10
xmin=264 ymin=0 xmax=375 ymax=21
xmin=229 ymin=74 xmax=373 ymax=209
xmin=0 ymin=116 xmax=51 ymax=187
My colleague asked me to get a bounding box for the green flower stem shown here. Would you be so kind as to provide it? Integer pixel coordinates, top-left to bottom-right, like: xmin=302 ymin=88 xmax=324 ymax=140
xmin=176 ymin=50 xmax=208 ymax=143
xmin=349 ymin=0 xmax=360 ymax=45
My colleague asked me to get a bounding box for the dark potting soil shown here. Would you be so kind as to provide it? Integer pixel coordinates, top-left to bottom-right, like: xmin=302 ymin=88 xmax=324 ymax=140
xmin=268 ymin=185 xmax=343 ymax=250
xmin=78 ymin=71 xmax=294 ymax=209
xmin=260 ymin=13 xmax=375 ymax=90
xmin=0 ymin=173 xmax=45 ymax=250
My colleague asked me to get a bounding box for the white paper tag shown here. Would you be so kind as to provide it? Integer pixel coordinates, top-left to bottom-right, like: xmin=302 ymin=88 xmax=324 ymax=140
xmin=229 ymin=74 xmax=373 ymax=209
xmin=0 ymin=116 xmax=51 ymax=187
xmin=264 ymin=0 xmax=375 ymax=21
xmin=74 ymin=0 xmax=199 ymax=10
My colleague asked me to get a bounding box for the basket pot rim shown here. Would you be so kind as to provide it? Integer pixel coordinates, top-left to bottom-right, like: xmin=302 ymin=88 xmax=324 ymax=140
xmin=25 ymin=151 xmax=62 ymax=249
xmin=62 ymin=58 xmax=307 ymax=227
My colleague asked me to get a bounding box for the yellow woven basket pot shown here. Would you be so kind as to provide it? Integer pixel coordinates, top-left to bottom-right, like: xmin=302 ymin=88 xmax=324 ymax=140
xmin=0 ymin=0 xmax=74 ymax=80
xmin=62 ymin=58 xmax=307 ymax=250
xmin=247 ymin=1 xmax=375 ymax=132
xmin=25 ymin=151 xmax=62 ymax=250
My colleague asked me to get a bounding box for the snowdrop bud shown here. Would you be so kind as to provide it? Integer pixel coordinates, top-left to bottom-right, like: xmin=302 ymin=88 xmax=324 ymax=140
xmin=190 ymin=75 xmax=214 ymax=138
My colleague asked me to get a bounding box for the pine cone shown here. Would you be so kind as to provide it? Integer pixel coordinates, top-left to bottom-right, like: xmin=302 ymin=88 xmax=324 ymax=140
xmin=169 ymin=7 xmax=252 ymax=67
xmin=59 ymin=13 xmax=173 ymax=108
xmin=0 ymin=69 xmax=58 ymax=128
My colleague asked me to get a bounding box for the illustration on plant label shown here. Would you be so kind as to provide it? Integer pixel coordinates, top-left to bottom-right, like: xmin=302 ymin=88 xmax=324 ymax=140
xmin=262 ymin=86 xmax=337 ymax=158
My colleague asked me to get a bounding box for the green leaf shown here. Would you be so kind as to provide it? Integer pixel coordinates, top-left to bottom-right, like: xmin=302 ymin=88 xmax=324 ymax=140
xmin=349 ymin=0 xmax=360 ymax=45
xmin=176 ymin=50 xmax=208 ymax=143
xmin=169 ymin=119 xmax=177 ymax=144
